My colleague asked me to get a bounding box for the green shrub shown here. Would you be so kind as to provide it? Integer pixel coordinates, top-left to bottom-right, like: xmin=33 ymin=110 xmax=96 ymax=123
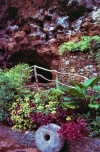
xmin=88 ymin=115 xmax=100 ymax=138
xmin=0 ymin=63 xmax=32 ymax=123
xmin=58 ymin=77 xmax=100 ymax=112
xmin=8 ymin=88 xmax=65 ymax=131
xmin=73 ymin=36 xmax=91 ymax=52
xmin=59 ymin=77 xmax=100 ymax=138
xmin=59 ymin=35 xmax=100 ymax=55
xmin=35 ymin=88 xmax=64 ymax=114
xmin=0 ymin=69 xmax=15 ymax=122
xmin=9 ymin=88 xmax=33 ymax=130
xmin=91 ymin=35 xmax=100 ymax=42
xmin=79 ymin=112 xmax=100 ymax=138
xmin=5 ymin=63 xmax=32 ymax=87
xmin=59 ymin=42 xmax=75 ymax=55
xmin=8 ymin=77 xmax=100 ymax=138
xmin=59 ymin=36 xmax=91 ymax=55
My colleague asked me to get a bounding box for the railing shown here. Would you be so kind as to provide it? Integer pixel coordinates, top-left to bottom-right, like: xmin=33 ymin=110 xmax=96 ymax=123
xmin=21 ymin=65 xmax=88 ymax=89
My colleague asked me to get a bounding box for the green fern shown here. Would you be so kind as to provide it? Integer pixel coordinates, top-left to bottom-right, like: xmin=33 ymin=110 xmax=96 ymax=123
xmin=91 ymin=35 xmax=100 ymax=42
xmin=59 ymin=35 xmax=100 ymax=55
xmin=59 ymin=42 xmax=74 ymax=55
xmin=5 ymin=63 xmax=32 ymax=87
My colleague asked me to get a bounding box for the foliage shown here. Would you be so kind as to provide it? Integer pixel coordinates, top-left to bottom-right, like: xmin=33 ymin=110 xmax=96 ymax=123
xmin=88 ymin=115 xmax=100 ymax=138
xmin=58 ymin=77 xmax=100 ymax=113
xmin=0 ymin=69 xmax=15 ymax=122
xmin=91 ymin=35 xmax=100 ymax=42
xmin=5 ymin=63 xmax=32 ymax=87
xmin=7 ymin=76 xmax=100 ymax=140
xmin=1 ymin=65 xmax=99 ymax=139
xmin=29 ymin=107 xmax=72 ymax=130
xmin=79 ymin=111 xmax=100 ymax=138
xmin=58 ymin=77 xmax=100 ymax=138
xmin=8 ymin=88 xmax=33 ymax=130
xmin=59 ymin=42 xmax=75 ymax=55
xmin=72 ymin=36 xmax=91 ymax=52
xmin=8 ymin=88 xmax=73 ymax=131
xmin=59 ymin=35 xmax=100 ymax=55
xmin=35 ymin=88 xmax=64 ymax=114
xmin=58 ymin=118 xmax=87 ymax=140
xmin=0 ymin=63 xmax=32 ymax=123
xmin=59 ymin=36 xmax=91 ymax=55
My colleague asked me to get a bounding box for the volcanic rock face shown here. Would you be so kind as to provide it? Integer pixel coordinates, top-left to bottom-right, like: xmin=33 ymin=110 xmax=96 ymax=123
xmin=0 ymin=0 xmax=100 ymax=70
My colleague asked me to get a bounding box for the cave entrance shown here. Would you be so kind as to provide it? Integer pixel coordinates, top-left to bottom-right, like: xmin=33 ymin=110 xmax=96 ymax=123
xmin=29 ymin=62 xmax=53 ymax=83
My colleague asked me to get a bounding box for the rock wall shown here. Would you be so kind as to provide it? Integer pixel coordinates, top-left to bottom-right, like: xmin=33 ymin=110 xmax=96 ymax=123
xmin=67 ymin=137 xmax=100 ymax=152
xmin=58 ymin=51 xmax=100 ymax=84
xmin=0 ymin=0 xmax=100 ymax=75
xmin=0 ymin=124 xmax=100 ymax=152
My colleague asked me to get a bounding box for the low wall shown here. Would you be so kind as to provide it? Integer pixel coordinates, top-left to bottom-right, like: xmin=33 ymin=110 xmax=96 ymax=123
xmin=0 ymin=124 xmax=100 ymax=152
xmin=67 ymin=137 xmax=100 ymax=152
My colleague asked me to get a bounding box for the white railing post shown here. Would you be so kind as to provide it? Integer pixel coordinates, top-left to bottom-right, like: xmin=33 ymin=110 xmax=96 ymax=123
xmin=34 ymin=65 xmax=39 ymax=89
xmin=55 ymin=71 xmax=58 ymax=88
xmin=21 ymin=69 xmax=24 ymax=87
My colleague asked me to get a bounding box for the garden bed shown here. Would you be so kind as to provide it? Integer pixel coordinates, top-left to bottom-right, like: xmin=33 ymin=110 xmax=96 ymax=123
xmin=0 ymin=64 xmax=100 ymax=152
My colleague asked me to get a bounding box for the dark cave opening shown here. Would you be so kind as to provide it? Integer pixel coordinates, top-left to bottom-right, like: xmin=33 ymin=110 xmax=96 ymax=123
xmin=29 ymin=62 xmax=53 ymax=83
xmin=6 ymin=51 xmax=53 ymax=83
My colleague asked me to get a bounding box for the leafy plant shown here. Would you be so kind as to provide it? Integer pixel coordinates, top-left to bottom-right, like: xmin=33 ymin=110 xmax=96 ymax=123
xmin=8 ymin=88 xmax=73 ymax=131
xmin=79 ymin=111 xmax=100 ymax=138
xmin=88 ymin=115 xmax=100 ymax=138
xmin=32 ymin=88 xmax=64 ymax=114
xmin=5 ymin=63 xmax=32 ymax=87
xmin=59 ymin=42 xmax=74 ymax=55
xmin=0 ymin=69 xmax=15 ymax=122
xmin=72 ymin=36 xmax=91 ymax=52
xmin=58 ymin=77 xmax=100 ymax=112
xmin=59 ymin=35 xmax=100 ymax=55
xmin=59 ymin=36 xmax=91 ymax=55
xmin=0 ymin=63 xmax=32 ymax=123
xmin=58 ymin=77 xmax=100 ymax=139
xmin=58 ymin=118 xmax=87 ymax=140
xmin=91 ymin=35 xmax=100 ymax=42
xmin=8 ymin=88 xmax=33 ymax=131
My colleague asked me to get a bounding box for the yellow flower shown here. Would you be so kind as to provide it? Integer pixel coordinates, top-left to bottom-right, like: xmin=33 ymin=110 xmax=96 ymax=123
xmin=51 ymin=111 xmax=56 ymax=114
xmin=66 ymin=116 xmax=71 ymax=121
xmin=37 ymin=105 xmax=44 ymax=111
